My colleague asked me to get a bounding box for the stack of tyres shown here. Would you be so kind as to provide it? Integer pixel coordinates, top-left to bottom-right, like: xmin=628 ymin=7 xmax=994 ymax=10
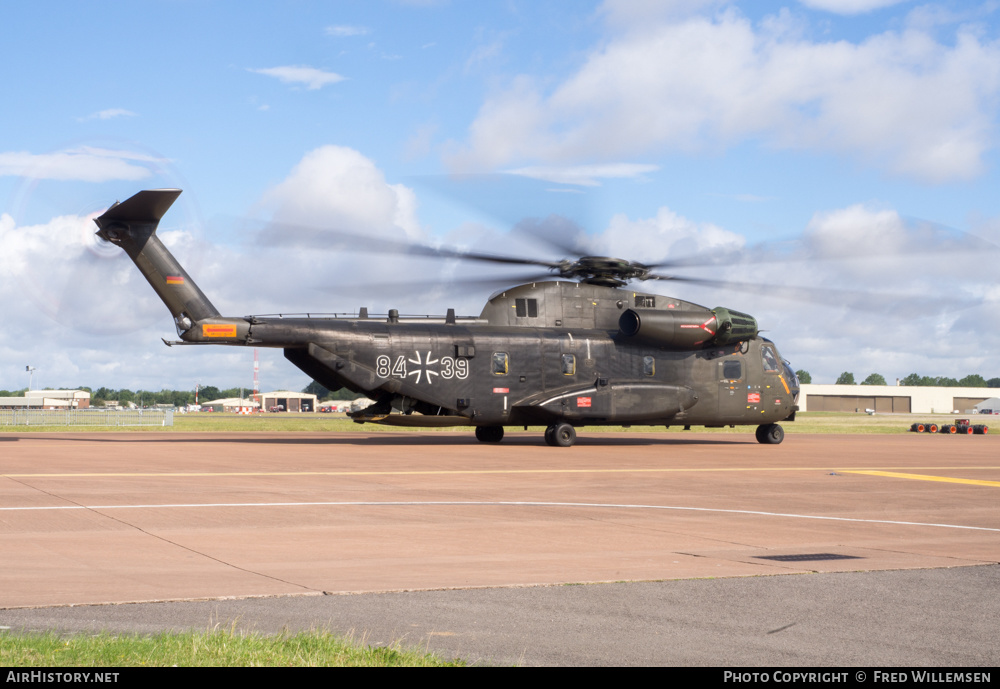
xmin=909 ymin=422 xmax=988 ymax=434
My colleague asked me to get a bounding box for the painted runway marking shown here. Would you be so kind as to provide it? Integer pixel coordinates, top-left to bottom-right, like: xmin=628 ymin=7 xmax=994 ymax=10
xmin=843 ymin=470 xmax=1000 ymax=488
xmin=4 ymin=466 xmax=1000 ymax=479
xmin=2 ymin=500 xmax=997 ymax=532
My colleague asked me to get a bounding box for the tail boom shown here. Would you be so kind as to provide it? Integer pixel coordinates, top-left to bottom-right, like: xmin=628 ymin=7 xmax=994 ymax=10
xmin=94 ymin=189 xmax=221 ymax=335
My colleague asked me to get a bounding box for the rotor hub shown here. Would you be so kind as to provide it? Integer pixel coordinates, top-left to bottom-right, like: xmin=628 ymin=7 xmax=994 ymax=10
xmin=556 ymin=256 xmax=651 ymax=286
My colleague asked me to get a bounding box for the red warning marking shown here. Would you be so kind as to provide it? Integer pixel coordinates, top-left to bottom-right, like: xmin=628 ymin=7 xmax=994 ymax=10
xmin=493 ymin=387 xmax=509 ymax=394
xmin=577 ymin=396 xmax=592 ymax=408
xmin=747 ymin=392 xmax=761 ymax=403
xmin=203 ymin=324 xmax=237 ymax=338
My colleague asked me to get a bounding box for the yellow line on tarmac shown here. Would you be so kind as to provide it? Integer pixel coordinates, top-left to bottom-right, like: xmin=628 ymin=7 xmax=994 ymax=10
xmin=843 ymin=470 xmax=1000 ymax=488
xmin=2 ymin=466 xmax=999 ymax=480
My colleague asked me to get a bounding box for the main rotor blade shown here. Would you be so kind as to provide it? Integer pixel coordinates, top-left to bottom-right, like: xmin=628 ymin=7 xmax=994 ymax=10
xmin=645 ymin=273 xmax=976 ymax=316
xmin=409 ymin=172 xmax=596 ymax=241
xmin=642 ymin=220 xmax=1000 ymax=272
xmin=256 ymin=219 xmax=563 ymax=270
xmin=510 ymin=215 xmax=591 ymax=258
xmin=314 ymin=270 xmax=563 ymax=295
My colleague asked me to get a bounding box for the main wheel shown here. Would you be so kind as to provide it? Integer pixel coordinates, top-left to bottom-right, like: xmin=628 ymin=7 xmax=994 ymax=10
xmin=756 ymin=423 xmax=784 ymax=445
xmin=475 ymin=425 xmax=504 ymax=443
xmin=546 ymin=423 xmax=576 ymax=447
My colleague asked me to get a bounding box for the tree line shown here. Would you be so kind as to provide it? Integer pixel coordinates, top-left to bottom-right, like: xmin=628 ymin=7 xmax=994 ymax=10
xmin=795 ymin=371 xmax=1000 ymax=387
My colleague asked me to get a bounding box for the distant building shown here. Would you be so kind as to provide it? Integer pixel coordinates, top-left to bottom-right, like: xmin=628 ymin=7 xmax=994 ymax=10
xmin=0 ymin=390 xmax=90 ymax=410
xmin=799 ymin=384 xmax=995 ymax=414
xmin=258 ymin=391 xmax=318 ymax=412
xmin=199 ymin=398 xmax=260 ymax=413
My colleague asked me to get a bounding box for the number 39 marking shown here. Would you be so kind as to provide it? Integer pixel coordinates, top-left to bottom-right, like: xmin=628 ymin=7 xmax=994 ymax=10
xmin=440 ymin=357 xmax=468 ymax=380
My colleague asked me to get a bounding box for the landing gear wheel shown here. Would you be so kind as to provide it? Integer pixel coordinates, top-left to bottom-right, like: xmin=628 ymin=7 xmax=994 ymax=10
xmin=545 ymin=423 xmax=576 ymax=447
xmin=475 ymin=425 xmax=504 ymax=443
xmin=755 ymin=423 xmax=784 ymax=445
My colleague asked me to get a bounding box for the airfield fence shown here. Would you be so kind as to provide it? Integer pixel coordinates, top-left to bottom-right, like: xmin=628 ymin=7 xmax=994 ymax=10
xmin=0 ymin=409 xmax=174 ymax=427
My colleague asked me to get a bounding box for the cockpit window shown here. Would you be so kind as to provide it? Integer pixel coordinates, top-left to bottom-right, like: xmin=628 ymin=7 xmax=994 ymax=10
xmin=761 ymin=346 xmax=780 ymax=373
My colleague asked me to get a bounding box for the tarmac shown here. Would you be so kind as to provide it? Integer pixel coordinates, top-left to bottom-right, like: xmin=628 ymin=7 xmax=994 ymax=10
xmin=1 ymin=430 xmax=998 ymax=665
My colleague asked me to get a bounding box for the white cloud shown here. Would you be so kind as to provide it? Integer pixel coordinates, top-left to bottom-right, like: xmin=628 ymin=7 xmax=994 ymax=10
xmin=0 ymin=205 xmax=305 ymax=392
xmin=325 ymin=24 xmax=369 ymax=36
xmin=0 ymin=211 xmax=166 ymax=335
xmin=94 ymin=108 xmax=136 ymax=120
xmin=465 ymin=37 xmax=505 ymax=73
xmin=504 ymin=163 xmax=660 ymax=186
xmin=78 ymin=108 xmax=137 ymax=121
xmin=797 ymin=0 xmax=911 ymax=15
xmin=599 ymin=0 xmax=729 ymax=26
xmin=448 ymin=8 xmax=1000 ymax=183
xmin=250 ymin=66 xmax=346 ymax=90
xmin=259 ymin=145 xmax=420 ymax=237
xmin=591 ymin=206 xmax=745 ymax=264
xmin=0 ymin=147 xmax=163 ymax=182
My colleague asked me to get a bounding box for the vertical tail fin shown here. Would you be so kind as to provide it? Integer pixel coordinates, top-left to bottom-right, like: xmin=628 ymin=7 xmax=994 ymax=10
xmin=94 ymin=189 xmax=221 ymax=333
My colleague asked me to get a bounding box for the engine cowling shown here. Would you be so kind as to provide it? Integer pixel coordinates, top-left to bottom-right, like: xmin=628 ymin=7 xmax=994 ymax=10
xmin=618 ymin=306 xmax=758 ymax=349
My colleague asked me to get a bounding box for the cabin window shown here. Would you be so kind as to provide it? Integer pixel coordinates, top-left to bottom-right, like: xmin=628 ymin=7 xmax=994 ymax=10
xmin=722 ymin=360 xmax=742 ymax=381
xmin=761 ymin=346 xmax=780 ymax=373
xmin=492 ymin=352 xmax=509 ymax=375
xmin=635 ymin=295 xmax=655 ymax=308
xmin=561 ymin=354 xmax=576 ymax=375
xmin=643 ymin=355 xmax=655 ymax=376
xmin=515 ymin=298 xmax=538 ymax=318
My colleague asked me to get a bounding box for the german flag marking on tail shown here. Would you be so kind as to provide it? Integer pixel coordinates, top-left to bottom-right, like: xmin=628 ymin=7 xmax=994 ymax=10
xmin=166 ymin=275 xmax=185 ymax=285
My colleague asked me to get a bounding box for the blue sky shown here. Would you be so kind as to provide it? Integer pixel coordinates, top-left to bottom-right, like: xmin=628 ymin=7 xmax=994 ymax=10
xmin=2 ymin=0 xmax=1000 ymax=394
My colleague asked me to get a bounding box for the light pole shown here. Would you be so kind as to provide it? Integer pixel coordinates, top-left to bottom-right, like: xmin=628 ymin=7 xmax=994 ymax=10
xmin=25 ymin=366 xmax=36 ymax=392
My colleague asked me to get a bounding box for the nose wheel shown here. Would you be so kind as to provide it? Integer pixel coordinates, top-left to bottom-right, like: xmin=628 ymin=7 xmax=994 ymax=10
xmin=755 ymin=423 xmax=784 ymax=444
xmin=544 ymin=423 xmax=576 ymax=447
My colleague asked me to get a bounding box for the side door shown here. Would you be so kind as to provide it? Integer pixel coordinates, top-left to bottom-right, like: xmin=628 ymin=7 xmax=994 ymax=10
xmin=717 ymin=356 xmax=747 ymax=421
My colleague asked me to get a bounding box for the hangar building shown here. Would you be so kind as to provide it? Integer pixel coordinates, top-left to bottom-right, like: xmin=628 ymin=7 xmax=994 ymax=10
xmin=0 ymin=390 xmax=91 ymax=410
xmin=199 ymin=398 xmax=260 ymax=413
xmin=259 ymin=391 xmax=318 ymax=412
xmin=798 ymin=384 xmax=997 ymax=414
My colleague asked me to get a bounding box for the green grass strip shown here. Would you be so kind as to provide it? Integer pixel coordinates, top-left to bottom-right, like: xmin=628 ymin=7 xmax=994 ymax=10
xmin=0 ymin=628 xmax=464 ymax=667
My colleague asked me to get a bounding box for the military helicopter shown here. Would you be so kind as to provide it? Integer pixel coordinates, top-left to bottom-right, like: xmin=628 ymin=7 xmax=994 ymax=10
xmin=94 ymin=188 xmax=800 ymax=446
